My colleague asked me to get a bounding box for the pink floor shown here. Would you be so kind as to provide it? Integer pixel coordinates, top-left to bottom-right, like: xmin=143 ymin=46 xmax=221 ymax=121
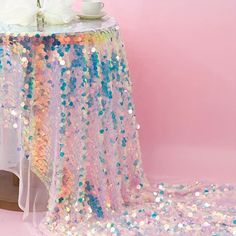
xmin=0 ymin=209 xmax=31 ymax=235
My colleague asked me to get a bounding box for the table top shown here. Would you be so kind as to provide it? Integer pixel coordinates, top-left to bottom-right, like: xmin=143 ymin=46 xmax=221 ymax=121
xmin=0 ymin=16 xmax=118 ymax=36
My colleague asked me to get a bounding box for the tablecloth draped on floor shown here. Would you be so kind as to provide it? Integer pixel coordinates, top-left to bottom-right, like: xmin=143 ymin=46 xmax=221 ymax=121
xmin=1 ymin=18 xmax=236 ymax=236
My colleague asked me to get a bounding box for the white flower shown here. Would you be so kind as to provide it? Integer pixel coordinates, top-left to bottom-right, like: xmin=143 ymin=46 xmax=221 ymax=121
xmin=0 ymin=0 xmax=76 ymax=26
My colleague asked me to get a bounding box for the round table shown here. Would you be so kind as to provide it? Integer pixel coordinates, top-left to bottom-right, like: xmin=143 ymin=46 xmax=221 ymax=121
xmin=0 ymin=17 xmax=236 ymax=236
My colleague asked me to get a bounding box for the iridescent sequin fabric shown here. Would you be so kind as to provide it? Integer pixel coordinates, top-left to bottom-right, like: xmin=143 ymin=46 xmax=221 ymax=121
xmin=0 ymin=18 xmax=236 ymax=236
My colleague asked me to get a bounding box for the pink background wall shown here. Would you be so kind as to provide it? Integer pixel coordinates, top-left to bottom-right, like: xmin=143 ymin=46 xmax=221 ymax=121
xmin=80 ymin=1 xmax=236 ymax=183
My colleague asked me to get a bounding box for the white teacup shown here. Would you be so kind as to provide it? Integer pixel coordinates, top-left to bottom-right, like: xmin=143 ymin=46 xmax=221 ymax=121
xmin=81 ymin=1 xmax=104 ymax=16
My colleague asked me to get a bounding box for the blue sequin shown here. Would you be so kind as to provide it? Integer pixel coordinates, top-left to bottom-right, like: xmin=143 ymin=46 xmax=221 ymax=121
xmin=111 ymin=111 xmax=118 ymax=130
xmin=86 ymin=194 xmax=104 ymax=218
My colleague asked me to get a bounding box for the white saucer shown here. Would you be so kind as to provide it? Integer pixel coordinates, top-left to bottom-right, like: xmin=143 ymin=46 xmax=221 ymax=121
xmin=78 ymin=11 xmax=106 ymax=20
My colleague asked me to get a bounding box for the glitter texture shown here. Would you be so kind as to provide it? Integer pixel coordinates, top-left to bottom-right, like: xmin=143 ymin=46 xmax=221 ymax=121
xmin=0 ymin=18 xmax=236 ymax=236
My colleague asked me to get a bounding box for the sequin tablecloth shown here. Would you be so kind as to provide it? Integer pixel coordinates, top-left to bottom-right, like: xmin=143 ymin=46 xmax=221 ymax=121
xmin=1 ymin=17 xmax=236 ymax=236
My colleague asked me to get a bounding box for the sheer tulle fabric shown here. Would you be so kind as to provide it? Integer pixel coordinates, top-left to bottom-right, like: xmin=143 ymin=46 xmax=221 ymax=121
xmin=1 ymin=19 xmax=236 ymax=236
